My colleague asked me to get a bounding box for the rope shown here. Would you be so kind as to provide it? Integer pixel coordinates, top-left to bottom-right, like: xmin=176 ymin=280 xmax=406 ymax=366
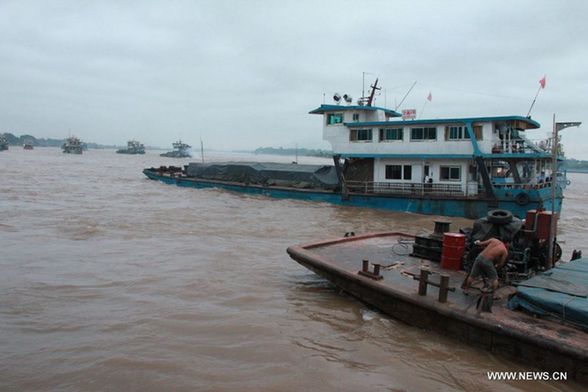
xmin=391 ymin=237 xmax=414 ymax=256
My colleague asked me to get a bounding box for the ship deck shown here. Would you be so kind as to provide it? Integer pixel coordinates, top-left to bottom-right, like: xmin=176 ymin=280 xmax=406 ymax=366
xmin=287 ymin=232 xmax=588 ymax=382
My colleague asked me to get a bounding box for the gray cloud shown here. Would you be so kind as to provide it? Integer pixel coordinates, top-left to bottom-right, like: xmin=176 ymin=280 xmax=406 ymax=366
xmin=0 ymin=0 xmax=586 ymax=157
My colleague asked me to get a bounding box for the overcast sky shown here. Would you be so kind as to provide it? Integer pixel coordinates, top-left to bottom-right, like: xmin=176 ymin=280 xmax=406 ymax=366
xmin=1 ymin=0 xmax=586 ymax=157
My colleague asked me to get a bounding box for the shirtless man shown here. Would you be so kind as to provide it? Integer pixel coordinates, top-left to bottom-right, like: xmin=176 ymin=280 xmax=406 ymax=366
xmin=463 ymin=238 xmax=509 ymax=292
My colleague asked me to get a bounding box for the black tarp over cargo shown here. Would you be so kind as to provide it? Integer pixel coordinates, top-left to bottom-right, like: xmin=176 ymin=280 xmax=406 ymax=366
xmin=186 ymin=162 xmax=339 ymax=190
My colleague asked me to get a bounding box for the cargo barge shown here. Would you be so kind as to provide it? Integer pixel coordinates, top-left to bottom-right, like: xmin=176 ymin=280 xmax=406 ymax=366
xmin=287 ymin=210 xmax=588 ymax=382
xmin=143 ymin=79 xmax=567 ymax=219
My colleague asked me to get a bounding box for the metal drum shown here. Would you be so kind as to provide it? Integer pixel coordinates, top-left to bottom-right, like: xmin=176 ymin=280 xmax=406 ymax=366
xmin=441 ymin=233 xmax=466 ymax=270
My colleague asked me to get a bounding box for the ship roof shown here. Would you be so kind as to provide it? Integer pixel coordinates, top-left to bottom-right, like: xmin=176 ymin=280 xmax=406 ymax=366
xmin=345 ymin=115 xmax=540 ymax=129
xmin=309 ymin=104 xmax=402 ymax=117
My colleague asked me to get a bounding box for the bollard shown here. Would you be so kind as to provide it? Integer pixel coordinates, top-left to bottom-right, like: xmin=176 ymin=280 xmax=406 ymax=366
xmin=438 ymin=274 xmax=450 ymax=303
xmin=373 ymin=264 xmax=381 ymax=276
xmin=418 ymin=268 xmax=431 ymax=296
xmin=358 ymin=259 xmax=383 ymax=280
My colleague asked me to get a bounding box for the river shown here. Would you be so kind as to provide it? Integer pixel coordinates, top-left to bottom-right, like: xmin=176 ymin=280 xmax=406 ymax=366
xmin=0 ymin=147 xmax=585 ymax=391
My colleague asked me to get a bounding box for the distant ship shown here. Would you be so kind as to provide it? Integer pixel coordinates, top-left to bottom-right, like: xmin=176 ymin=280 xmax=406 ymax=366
xmin=23 ymin=140 xmax=34 ymax=150
xmin=0 ymin=135 xmax=8 ymax=151
xmin=62 ymin=136 xmax=83 ymax=154
xmin=160 ymin=140 xmax=191 ymax=158
xmin=117 ymin=140 xmax=145 ymax=154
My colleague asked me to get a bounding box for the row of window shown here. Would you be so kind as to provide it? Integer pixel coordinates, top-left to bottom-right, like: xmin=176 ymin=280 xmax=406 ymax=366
xmin=328 ymin=113 xmax=361 ymax=124
xmin=385 ymin=165 xmax=462 ymax=181
xmin=349 ymin=126 xmax=483 ymax=142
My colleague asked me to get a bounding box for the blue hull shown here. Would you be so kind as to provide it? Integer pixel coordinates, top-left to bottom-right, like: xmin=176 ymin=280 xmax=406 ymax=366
xmin=143 ymin=169 xmax=563 ymax=219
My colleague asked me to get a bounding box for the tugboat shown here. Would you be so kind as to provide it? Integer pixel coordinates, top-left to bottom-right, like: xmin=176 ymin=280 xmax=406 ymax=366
xmin=62 ymin=136 xmax=83 ymax=154
xmin=287 ymin=210 xmax=588 ymax=382
xmin=23 ymin=140 xmax=34 ymax=150
xmin=117 ymin=140 xmax=145 ymax=154
xmin=160 ymin=140 xmax=191 ymax=158
xmin=0 ymin=134 xmax=8 ymax=151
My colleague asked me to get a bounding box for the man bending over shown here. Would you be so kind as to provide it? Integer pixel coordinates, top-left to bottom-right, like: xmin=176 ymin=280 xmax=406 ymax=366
xmin=463 ymin=238 xmax=509 ymax=292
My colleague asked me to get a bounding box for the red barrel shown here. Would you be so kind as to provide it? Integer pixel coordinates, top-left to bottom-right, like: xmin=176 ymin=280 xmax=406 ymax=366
xmin=537 ymin=211 xmax=557 ymax=241
xmin=441 ymin=233 xmax=466 ymax=270
xmin=524 ymin=209 xmax=538 ymax=240
xmin=525 ymin=209 xmax=537 ymax=231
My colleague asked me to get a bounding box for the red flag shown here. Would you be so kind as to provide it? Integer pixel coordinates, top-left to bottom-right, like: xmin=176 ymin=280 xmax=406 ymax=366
xmin=427 ymin=92 xmax=432 ymax=101
xmin=539 ymin=75 xmax=546 ymax=89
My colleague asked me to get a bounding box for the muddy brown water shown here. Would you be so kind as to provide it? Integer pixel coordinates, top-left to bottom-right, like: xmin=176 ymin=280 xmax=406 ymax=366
xmin=1 ymin=148 xmax=585 ymax=391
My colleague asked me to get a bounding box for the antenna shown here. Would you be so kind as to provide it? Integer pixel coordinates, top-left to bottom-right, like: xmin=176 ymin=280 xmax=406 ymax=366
xmin=361 ymin=71 xmax=375 ymax=104
xmin=200 ymin=137 xmax=204 ymax=163
xmin=395 ymin=81 xmax=417 ymax=111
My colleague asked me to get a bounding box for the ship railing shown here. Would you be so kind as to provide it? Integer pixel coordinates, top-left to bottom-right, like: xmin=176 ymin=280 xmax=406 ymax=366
xmin=492 ymin=180 xmax=554 ymax=190
xmin=490 ymin=140 xmax=548 ymax=155
xmin=345 ymin=181 xmax=465 ymax=196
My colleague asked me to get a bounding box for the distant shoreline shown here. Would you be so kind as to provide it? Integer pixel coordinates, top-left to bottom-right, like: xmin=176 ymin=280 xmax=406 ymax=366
xmin=567 ymin=170 xmax=588 ymax=174
xmin=247 ymin=147 xmax=332 ymax=158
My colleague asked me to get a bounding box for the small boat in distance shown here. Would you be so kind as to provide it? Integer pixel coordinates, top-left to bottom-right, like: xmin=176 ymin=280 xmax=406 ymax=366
xmin=23 ymin=140 xmax=34 ymax=150
xmin=117 ymin=140 xmax=145 ymax=155
xmin=0 ymin=135 xmax=8 ymax=151
xmin=62 ymin=136 xmax=83 ymax=154
xmin=160 ymin=140 xmax=191 ymax=158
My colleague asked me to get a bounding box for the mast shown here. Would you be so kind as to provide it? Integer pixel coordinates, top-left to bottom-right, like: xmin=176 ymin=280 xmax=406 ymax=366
xmin=367 ymin=78 xmax=380 ymax=106
xmin=547 ymin=118 xmax=581 ymax=268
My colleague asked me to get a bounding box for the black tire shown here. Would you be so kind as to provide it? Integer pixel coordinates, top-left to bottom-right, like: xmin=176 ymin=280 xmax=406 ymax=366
xmin=514 ymin=192 xmax=530 ymax=206
xmin=554 ymin=242 xmax=562 ymax=262
xmin=487 ymin=209 xmax=513 ymax=225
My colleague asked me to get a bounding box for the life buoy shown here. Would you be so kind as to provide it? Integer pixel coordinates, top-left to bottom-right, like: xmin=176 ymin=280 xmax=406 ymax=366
xmin=514 ymin=192 xmax=530 ymax=206
xmin=566 ymin=179 xmax=571 ymax=186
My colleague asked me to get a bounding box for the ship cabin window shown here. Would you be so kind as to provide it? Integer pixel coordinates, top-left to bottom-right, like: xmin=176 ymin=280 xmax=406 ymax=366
xmin=446 ymin=126 xmax=470 ymax=140
xmin=410 ymin=127 xmax=437 ymax=141
xmin=327 ymin=113 xmax=344 ymax=125
xmin=352 ymin=113 xmax=360 ymax=122
xmin=350 ymin=129 xmax=373 ymax=142
xmin=385 ymin=164 xmax=412 ymax=180
xmin=440 ymin=166 xmax=461 ymax=181
xmin=379 ymin=128 xmax=403 ymax=142
xmin=445 ymin=125 xmax=483 ymax=140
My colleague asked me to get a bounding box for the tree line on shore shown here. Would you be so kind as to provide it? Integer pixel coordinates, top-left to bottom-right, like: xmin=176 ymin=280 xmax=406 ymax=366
xmin=565 ymin=159 xmax=588 ymax=172
xmin=253 ymin=146 xmax=332 ymax=158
